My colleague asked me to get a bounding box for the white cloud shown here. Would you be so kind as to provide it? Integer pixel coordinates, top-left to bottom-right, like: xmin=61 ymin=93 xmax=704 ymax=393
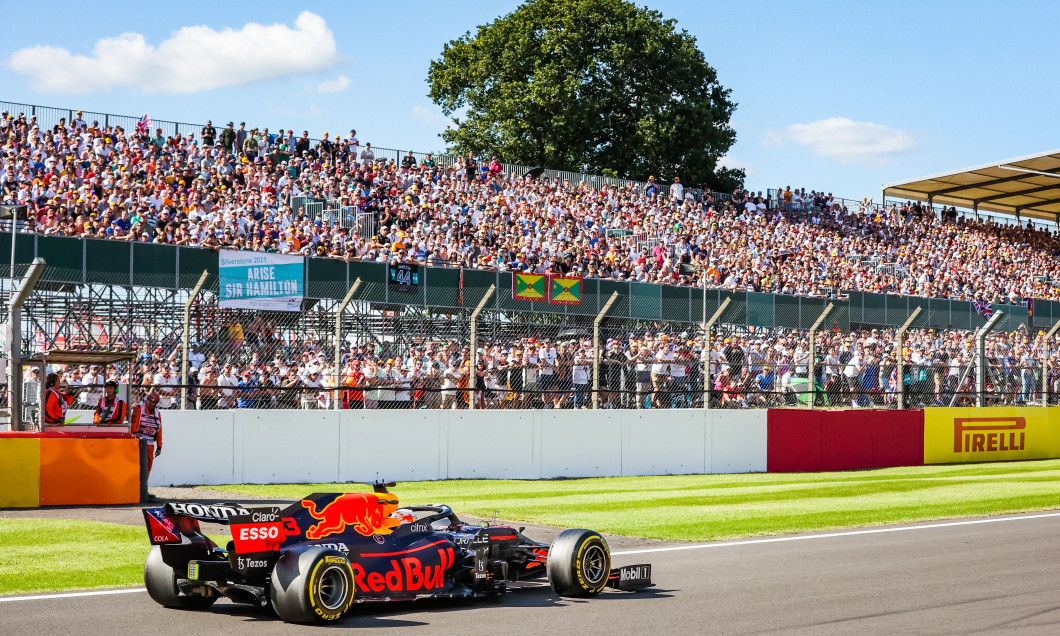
xmin=317 ymin=74 xmax=350 ymax=94
xmin=411 ymin=106 xmax=450 ymax=128
xmin=782 ymin=117 xmax=915 ymax=165
xmin=718 ymin=155 xmax=756 ymax=177
xmin=7 ymin=12 xmax=342 ymax=94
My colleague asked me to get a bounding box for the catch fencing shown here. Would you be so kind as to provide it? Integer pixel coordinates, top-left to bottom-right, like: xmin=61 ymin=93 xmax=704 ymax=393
xmin=1 ymin=233 xmax=1059 ymax=424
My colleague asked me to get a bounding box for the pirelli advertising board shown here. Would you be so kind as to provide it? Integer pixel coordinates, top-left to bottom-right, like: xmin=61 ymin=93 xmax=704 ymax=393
xmin=923 ymin=407 xmax=1060 ymax=464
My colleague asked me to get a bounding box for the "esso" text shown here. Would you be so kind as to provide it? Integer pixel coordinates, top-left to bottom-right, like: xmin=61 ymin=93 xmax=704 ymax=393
xmin=238 ymin=525 xmax=282 ymax=541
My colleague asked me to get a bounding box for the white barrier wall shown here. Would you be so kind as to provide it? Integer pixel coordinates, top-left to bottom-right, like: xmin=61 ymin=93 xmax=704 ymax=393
xmin=149 ymin=409 xmax=767 ymax=486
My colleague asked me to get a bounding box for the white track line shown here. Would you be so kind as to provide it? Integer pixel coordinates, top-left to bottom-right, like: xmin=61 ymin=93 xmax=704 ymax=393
xmin=612 ymin=511 xmax=1060 ymax=556
xmin=0 ymin=588 xmax=146 ymax=602
xmin=4 ymin=513 xmax=1058 ymax=602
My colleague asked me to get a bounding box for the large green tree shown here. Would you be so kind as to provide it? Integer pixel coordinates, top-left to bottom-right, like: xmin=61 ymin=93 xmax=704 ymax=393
xmin=427 ymin=0 xmax=743 ymax=191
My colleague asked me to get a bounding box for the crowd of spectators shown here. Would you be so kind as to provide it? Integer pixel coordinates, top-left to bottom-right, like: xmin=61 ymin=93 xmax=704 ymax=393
xmin=7 ymin=106 xmax=1060 ymax=413
xmin=29 ymin=321 xmax=1060 ymax=412
xmin=3 ymin=108 xmax=1060 ymax=306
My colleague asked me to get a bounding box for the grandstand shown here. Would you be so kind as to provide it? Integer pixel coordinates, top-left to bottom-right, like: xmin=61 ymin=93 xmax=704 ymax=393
xmin=3 ymin=101 xmax=1060 ymax=425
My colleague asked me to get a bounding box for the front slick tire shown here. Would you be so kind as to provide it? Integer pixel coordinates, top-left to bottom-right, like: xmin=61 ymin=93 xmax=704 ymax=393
xmin=269 ymin=548 xmax=355 ymax=624
xmin=547 ymin=529 xmax=611 ymax=597
xmin=144 ymin=546 xmax=217 ymax=610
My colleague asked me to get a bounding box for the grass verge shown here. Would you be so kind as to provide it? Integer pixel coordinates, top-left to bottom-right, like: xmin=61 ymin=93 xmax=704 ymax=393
xmin=0 ymin=519 xmax=149 ymax=595
xmin=0 ymin=519 xmax=229 ymax=596
xmin=211 ymin=459 xmax=1060 ymax=542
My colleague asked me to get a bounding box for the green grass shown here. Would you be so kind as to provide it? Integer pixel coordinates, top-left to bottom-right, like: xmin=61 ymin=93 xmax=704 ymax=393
xmin=0 ymin=519 xmax=228 ymax=596
xmin=0 ymin=519 xmax=150 ymax=595
xmin=211 ymin=459 xmax=1060 ymax=542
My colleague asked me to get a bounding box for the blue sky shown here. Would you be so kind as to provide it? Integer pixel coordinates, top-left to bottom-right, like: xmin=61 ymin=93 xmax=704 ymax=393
xmin=3 ymin=0 xmax=1057 ymax=200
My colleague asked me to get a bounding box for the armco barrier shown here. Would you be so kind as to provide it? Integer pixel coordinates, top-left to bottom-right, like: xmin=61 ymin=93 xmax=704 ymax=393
xmin=923 ymin=406 xmax=1060 ymax=464
xmin=767 ymin=409 xmax=924 ymax=473
xmin=148 ymin=409 xmax=768 ymax=486
xmin=0 ymin=431 xmax=140 ymax=507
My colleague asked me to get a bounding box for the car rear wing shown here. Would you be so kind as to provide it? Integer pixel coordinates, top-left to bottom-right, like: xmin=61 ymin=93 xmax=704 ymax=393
xmin=142 ymin=502 xmax=254 ymax=546
xmin=143 ymin=506 xmax=201 ymax=545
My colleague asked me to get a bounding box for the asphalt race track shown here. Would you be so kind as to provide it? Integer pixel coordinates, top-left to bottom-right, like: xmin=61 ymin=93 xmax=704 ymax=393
xmin=4 ymin=512 xmax=1060 ymax=635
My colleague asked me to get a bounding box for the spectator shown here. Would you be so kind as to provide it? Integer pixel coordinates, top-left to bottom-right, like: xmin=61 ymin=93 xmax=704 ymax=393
xmin=342 ymin=361 xmax=364 ymax=409
xmin=218 ymin=121 xmax=236 ymax=154
xmin=571 ymin=351 xmax=590 ymax=408
xmin=79 ymin=364 xmax=104 ymax=409
xmin=243 ymin=129 xmax=259 ymax=160
xmin=670 ymin=176 xmax=683 ymax=201
xmin=199 ymin=367 xmax=221 ymax=409
xmin=442 ymin=360 xmax=462 ymax=410
xmin=301 ymin=369 xmax=322 ymax=409
xmin=188 ymin=342 xmax=205 ymax=371
xmin=218 ymin=363 xmax=239 ymax=408
xmin=278 ymin=368 xmax=300 ymax=409
xmin=237 ymin=369 xmax=259 ymax=408
xmin=201 ymin=120 xmax=216 ymax=147
xmin=153 ymin=365 xmax=178 ymax=408
xmin=360 ymin=142 xmax=374 ymax=164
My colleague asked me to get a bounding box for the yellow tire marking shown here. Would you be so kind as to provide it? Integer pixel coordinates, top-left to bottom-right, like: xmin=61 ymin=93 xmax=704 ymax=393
xmin=308 ymin=557 xmax=354 ymax=621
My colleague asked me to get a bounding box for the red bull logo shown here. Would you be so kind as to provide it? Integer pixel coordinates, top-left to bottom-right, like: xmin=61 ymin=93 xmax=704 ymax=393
xmin=953 ymin=417 xmax=1026 ymax=453
xmin=302 ymin=493 xmax=403 ymax=539
xmin=352 ymin=547 xmax=455 ymax=594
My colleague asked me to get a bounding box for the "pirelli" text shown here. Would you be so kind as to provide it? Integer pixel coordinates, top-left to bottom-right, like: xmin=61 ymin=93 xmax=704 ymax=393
xmin=953 ymin=417 xmax=1026 ymax=453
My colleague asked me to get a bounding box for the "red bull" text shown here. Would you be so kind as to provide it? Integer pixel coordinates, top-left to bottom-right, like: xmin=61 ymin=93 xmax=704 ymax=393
xmin=302 ymin=493 xmax=403 ymax=539
xmin=953 ymin=417 xmax=1026 ymax=453
xmin=352 ymin=548 xmax=454 ymax=594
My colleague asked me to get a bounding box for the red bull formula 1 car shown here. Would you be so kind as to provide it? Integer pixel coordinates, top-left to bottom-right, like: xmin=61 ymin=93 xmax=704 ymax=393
xmin=141 ymin=485 xmax=652 ymax=624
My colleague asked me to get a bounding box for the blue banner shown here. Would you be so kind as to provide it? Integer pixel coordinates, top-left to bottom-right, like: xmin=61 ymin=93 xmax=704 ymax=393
xmin=218 ymin=251 xmax=304 ymax=311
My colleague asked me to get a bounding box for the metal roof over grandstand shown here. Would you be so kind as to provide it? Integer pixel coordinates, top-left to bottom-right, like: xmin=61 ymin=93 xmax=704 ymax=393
xmin=883 ymin=148 xmax=1060 ymax=222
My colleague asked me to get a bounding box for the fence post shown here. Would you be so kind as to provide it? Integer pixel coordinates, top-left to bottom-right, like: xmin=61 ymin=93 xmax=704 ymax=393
xmin=1042 ymin=319 xmax=1060 ymax=407
xmin=702 ymin=297 xmax=732 ymax=409
xmin=592 ymin=292 xmax=620 ymax=410
xmin=895 ymin=307 xmax=922 ymax=410
xmin=7 ymin=259 xmax=46 ymax=430
xmin=976 ymin=311 xmax=1004 ymax=407
xmin=807 ymin=303 xmax=835 ymax=410
xmin=468 ymin=285 xmax=495 ymax=411
xmin=333 ymin=278 xmax=363 ymax=410
xmin=180 ymin=270 xmax=210 ymax=410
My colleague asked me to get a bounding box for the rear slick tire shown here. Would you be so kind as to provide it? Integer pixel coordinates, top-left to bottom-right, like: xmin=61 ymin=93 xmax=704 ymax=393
xmin=547 ymin=529 xmax=611 ymax=597
xmin=144 ymin=546 xmax=217 ymax=610
xmin=269 ymin=548 xmax=355 ymax=624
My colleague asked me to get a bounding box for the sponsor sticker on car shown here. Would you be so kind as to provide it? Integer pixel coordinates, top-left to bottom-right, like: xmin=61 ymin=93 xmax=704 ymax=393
xmin=229 ymin=507 xmax=286 ymax=554
xmin=142 ymin=507 xmax=181 ymax=545
xmin=608 ymin=564 xmax=653 ymax=590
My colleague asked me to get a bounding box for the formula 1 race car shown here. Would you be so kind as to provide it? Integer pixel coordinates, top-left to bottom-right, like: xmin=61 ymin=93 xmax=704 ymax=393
xmin=141 ymin=484 xmax=652 ymax=624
